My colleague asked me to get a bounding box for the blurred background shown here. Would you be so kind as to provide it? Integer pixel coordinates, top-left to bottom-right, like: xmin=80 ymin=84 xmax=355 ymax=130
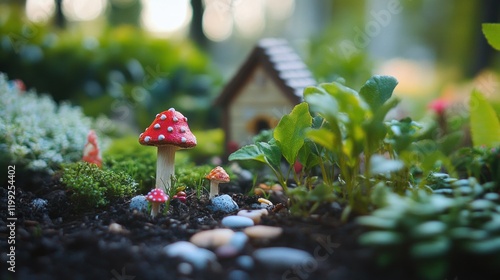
xmin=0 ymin=0 xmax=499 ymax=130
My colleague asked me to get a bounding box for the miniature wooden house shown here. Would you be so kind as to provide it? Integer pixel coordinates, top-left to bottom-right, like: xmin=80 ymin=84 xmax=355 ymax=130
xmin=214 ymin=38 xmax=316 ymax=156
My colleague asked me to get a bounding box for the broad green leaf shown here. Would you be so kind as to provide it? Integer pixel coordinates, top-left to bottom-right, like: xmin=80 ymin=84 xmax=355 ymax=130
xmin=483 ymin=23 xmax=500 ymax=51
xmin=256 ymin=141 xmax=281 ymax=169
xmin=470 ymin=90 xmax=500 ymax=148
xmin=359 ymin=75 xmax=398 ymax=111
xmin=306 ymin=128 xmax=336 ymax=152
xmin=304 ymin=90 xmax=339 ymax=126
xmin=274 ymin=102 xmax=312 ymax=165
xmin=297 ymin=139 xmax=320 ymax=170
xmin=228 ymin=144 xmax=266 ymax=163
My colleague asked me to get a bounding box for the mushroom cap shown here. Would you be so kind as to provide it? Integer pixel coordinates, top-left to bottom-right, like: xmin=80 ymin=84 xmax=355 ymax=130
xmin=205 ymin=166 xmax=230 ymax=183
xmin=139 ymin=108 xmax=197 ymax=149
xmin=145 ymin=188 xmax=169 ymax=203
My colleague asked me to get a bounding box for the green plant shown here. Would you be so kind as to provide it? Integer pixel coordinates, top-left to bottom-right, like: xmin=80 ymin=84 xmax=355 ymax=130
xmin=103 ymin=136 xmax=156 ymax=193
xmin=357 ymin=179 xmax=500 ymax=279
xmin=229 ymin=75 xmax=411 ymax=215
xmin=60 ymin=162 xmax=137 ymax=210
xmin=0 ymin=74 xmax=97 ymax=174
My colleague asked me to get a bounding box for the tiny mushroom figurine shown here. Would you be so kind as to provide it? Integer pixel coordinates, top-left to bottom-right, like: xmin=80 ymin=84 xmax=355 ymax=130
xmin=145 ymin=188 xmax=169 ymax=217
xmin=82 ymin=130 xmax=102 ymax=168
xmin=205 ymin=166 xmax=230 ymax=198
xmin=139 ymin=108 xmax=196 ymax=192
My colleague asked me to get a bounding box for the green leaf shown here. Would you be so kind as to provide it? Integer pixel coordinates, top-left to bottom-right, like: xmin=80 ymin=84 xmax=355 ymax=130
xmin=274 ymin=102 xmax=312 ymax=165
xmin=410 ymin=237 xmax=450 ymax=258
xmin=306 ymin=128 xmax=336 ymax=152
xmin=359 ymin=231 xmax=403 ymax=246
xmin=359 ymin=75 xmax=398 ymax=111
xmin=369 ymin=154 xmax=404 ymax=175
xmin=470 ymin=90 xmax=500 ymax=148
xmin=256 ymin=141 xmax=281 ymax=169
xmin=228 ymin=144 xmax=267 ymax=163
xmin=482 ymin=23 xmax=500 ymax=51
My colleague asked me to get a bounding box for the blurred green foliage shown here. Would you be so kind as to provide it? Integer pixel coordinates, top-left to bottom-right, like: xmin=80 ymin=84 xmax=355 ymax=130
xmin=0 ymin=12 xmax=221 ymax=130
xmin=358 ymin=179 xmax=500 ymax=279
xmin=60 ymin=162 xmax=137 ymax=210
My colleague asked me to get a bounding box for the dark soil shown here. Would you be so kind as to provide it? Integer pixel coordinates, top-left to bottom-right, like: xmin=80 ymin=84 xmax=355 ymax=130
xmin=1 ymin=175 xmax=499 ymax=280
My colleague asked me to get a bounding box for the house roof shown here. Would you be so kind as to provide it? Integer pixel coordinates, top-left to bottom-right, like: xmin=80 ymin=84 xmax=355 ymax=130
xmin=214 ymin=38 xmax=316 ymax=107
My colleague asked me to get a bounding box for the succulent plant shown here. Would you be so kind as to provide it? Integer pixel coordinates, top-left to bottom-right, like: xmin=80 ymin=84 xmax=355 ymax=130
xmin=357 ymin=179 xmax=500 ymax=279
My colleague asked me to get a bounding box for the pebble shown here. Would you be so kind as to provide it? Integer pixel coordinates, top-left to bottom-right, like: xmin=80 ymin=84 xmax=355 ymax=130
xmin=221 ymin=216 xmax=254 ymax=229
xmin=164 ymin=241 xmax=218 ymax=270
xmin=236 ymin=255 xmax=254 ymax=270
xmin=190 ymin=228 xmax=235 ymax=248
xmin=258 ymin=198 xmax=273 ymax=206
xmin=244 ymin=225 xmax=283 ymax=239
xmin=31 ymin=198 xmax=48 ymax=211
xmin=253 ymin=247 xmax=315 ymax=269
xmin=229 ymin=232 xmax=249 ymax=251
xmin=207 ymin=194 xmax=239 ymax=213
xmin=108 ymin=222 xmax=128 ymax=234
xmin=129 ymin=195 xmax=148 ymax=213
xmin=227 ymin=270 xmax=251 ymax=280
xmin=215 ymin=244 xmax=239 ymax=258
xmin=237 ymin=209 xmax=268 ymax=224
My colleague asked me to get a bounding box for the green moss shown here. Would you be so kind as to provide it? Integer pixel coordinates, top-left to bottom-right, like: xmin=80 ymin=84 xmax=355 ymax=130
xmin=61 ymin=162 xmax=137 ymax=210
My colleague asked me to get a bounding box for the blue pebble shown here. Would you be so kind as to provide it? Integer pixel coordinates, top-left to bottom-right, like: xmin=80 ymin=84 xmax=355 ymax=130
xmin=31 ymin=198 xmax=48 ymax=211
xmin=230 ymin=232 xmax=249 ymax=251
xmin=236 ymin=255 xmax=254 ymax=270
xmin=222 ymin=216 xmax=254 ymax=229
xmin=208 ymin=194 xmax=239 ymax=213
xmin=129 ymin=195 xmax=148 ymax=213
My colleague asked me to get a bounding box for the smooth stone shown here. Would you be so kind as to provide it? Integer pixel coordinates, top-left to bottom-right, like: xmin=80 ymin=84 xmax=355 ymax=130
xmin=129 ymin=195 xmax=148 ymax=213
xmin=208 ymin=194 xmax=239 ymax=213
xmin=253 ymin=247 xmax=315 ymax=269
xmin=229 ymin=232 xmax=249 ymax=251
xmin=190 ymin=228 xmax=235 ymax=248
xmin=244 ymin=225 xmax=283 ymax=239
xmin=108 ymin=222 xmax=128 ymax=234
xmin=236 ymin=255 xmax=254 ymax=270
xmin=227 ymin=270 xmax=251 ymax=280
xmin=164 ymin=241 xmax=218 ymax=270
xmin=237 ymin=209 xmax=268 ymax=224
xmin=215 ymin=244 xmax=239 ymax=258
xmin=222 ymin=215 xmax=254 ymax=229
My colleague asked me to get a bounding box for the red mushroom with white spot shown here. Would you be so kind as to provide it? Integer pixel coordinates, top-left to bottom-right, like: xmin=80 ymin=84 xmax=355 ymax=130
xmin=146 ymin=188 xmax=169 ymax=217
xmin=139 ymin=108 xmax=196 ymax=192
xmin=205 ymin=166 xmax=230 ymax=198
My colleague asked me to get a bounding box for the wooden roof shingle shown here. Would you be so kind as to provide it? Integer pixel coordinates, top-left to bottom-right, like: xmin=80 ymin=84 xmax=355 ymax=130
xmin=214 ymin=38 xmax=316 ymax=107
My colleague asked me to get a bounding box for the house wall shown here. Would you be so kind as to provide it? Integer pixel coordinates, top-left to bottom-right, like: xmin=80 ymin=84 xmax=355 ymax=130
xmin=228 ymin=65 xmax=295 ymax=145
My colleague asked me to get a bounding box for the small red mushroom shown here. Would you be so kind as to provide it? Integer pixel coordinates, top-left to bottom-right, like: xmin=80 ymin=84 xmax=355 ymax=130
xmin=145 ymin=188 xmax=169 ymax=217
xmin=82 ymin=130 xmax=102 ymax=168
xmin=139 ymin=108 xmax=197 ymax=192
xmin=205 ymin=166 xmax=230 ymax=198
xmin=173 ymin=191 xmax=187 ymax=203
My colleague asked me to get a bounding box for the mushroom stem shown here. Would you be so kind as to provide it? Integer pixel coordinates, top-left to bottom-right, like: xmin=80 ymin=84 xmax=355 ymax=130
xmin=157 ymin=145 xmax=177 ymax=193
xmin=150 ymin=202 xmax=160 ymax=217
xmin=209 ymin=181 xmax=219 ymax=198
